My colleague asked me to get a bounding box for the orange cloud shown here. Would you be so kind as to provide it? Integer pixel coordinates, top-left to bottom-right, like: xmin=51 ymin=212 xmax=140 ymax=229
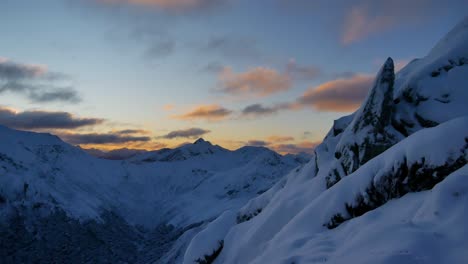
xmin=270 ymin=140 xmax=319 ymax=154
xmin=173 ymin=104 xmax=232 ymax=121
xmin=267 ymin=135 xmax=294 ymax=143
xmin=297 ymin=74 xmax=374 ymax=112
xmin=98 ymin=0 xmax=215 ymax=10
xmin=241 ymin=136 xmax=315 ymax=154
xmin=83 ymin=141 xmax=167 ymax=151
xmin=219 ymin=66 xmax=292 ymax=97
xmin=113 ymin=129 xmax=151 ymax=135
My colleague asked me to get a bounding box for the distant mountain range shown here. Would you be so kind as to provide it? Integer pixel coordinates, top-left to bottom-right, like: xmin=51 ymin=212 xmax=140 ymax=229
xmin=81 ymin=138 xmax=311 ymax=162
xmin=0 ymin=126 xmax=307 ymax=263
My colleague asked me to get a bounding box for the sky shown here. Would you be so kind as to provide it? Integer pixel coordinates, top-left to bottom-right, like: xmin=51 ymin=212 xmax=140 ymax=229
xmin=0 ymin=0 xmax=467 ymax=154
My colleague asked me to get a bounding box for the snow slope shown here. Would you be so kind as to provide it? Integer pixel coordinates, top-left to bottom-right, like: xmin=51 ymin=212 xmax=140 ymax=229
xmin=215 ymin=117 xmax=467 ymax=264
xmin=182 ymin=17 xmax=468 ymax=264
xmin=0 ymin=129 xmax=306 ymax=263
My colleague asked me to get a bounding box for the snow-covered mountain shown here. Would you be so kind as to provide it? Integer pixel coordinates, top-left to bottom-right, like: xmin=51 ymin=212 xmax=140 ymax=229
xmin=1 ymin=17 xmax=467 ymax=264
xmin=0 ymin=128 xmax=306 ymax=263
xmin=182 ymin=18 xmax=468 ymax=263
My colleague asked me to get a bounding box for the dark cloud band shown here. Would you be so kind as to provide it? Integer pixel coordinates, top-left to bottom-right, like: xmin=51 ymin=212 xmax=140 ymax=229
xmin=59 ymin=132 xmax=151 ymax=145
xmin=0 ymin=107 xmax=104 ymax=130
xmin=159 ymin=127 xmax=211 ymax=139
xmin=0 ymin=58 xmax=80 ymax=103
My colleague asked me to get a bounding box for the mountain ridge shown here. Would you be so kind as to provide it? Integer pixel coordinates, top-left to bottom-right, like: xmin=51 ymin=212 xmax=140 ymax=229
xmin=0 ymin=124 xmax=307 ymax=263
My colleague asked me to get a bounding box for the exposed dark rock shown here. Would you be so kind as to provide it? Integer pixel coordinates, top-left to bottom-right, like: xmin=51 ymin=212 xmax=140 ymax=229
xmin=415 ymin=113 xmax=439 ymax=128
xmin=195 ymin=240 xmax=224 ymax=264
xmin=237 ymin=208 xmax=262 ymax=224
xmin=325 ymin=142 xmax=467 ymax=229
xmin=329 ymin=58 xmax=400 ymax=188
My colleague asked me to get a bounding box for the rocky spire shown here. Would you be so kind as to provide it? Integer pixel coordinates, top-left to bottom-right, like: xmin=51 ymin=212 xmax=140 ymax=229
xmin=326 ymin=58 xmax=400 ymax=188
xmin=353 ymin=57 xmax=395 ymax=134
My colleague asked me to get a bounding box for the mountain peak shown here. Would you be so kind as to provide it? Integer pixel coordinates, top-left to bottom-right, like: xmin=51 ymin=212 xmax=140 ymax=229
xmin=354 ymin=56 xmax=395 ymax=133
xmin=383 ymin=57 xmax=394 ymax=73
xmin=194 ymin=138 xmax=208 ymax=145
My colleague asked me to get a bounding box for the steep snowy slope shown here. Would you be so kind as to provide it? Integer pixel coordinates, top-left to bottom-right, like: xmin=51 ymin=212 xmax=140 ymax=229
xmin=0 ymin=127 xmax=305 ymax=263
xmin=182 ymin=18 xmax=468 ymax=264
xmin=215 ymin=117 xmax=467 ymax=264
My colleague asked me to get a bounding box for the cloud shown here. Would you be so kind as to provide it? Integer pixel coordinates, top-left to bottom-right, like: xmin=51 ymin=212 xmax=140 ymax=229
xmin=239 ymin=73 xmax=373 ymax=115
xmin=341 ymin=0 xmax=450 ymax=44
xmin=296 ymin=74 xmax=374 ymax=112
xmin=241 ymin=103 xmax=295 ymax=117
xmin=342 ymin=5 xmax=394 ymax=45
xmin=267 ymin=135 xmax=294 ymax=142
xmin=219 ymin=67 xmax=291 ymax=97
xmin=0 ymin=59 xmax=47 ymax=80
xmin=97 ymin=0 xmax=222 ymax=12
xmin=28 ymin=87 xmax=80 ymax=103
xmin=115 ymin=129 xmax=150 ymax=135
xmin=202 ymin=36 xmax=260 ymax=59
xmin=0 ymin=107 xmax=104 ymax=130
xmin=0 ymin=58 xmax=80 ymax=103
xmin=286 ymin=59 xmax=322 ymax=80
xmin=59 ymin=132 xmax=151 ymax=145
xmin=241 ymin=104 xmax=279 ymax=116
xmin=246 ymin=140 xmax=269 ymax=147
xmin=158 ymin=127 xmax=211 ymax=139
xmin=173 ymin=104 xmax=232 ymax=121
xmin=246 ymin=136 xmax=295 ymax=148
xmin=243 ymin=137 xmax=317 ymax=154
xmin=270 ymin=141 xmax=318 ymax=154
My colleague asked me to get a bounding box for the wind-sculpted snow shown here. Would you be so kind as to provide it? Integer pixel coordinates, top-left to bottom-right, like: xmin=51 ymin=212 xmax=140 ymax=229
xmin=183 ymin=17 xmax=468 ymax=264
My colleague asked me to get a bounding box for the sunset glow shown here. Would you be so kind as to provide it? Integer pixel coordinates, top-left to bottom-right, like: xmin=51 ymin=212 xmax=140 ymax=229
xmin=0 ymin=0 xmax=465 ymax=154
